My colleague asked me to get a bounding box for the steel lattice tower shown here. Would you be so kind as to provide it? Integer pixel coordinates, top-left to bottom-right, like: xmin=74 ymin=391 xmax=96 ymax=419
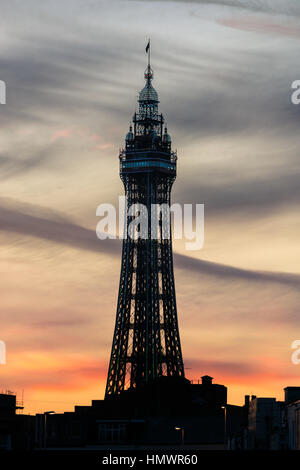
xmin=105 ymin=51 xmax=184 ymax=398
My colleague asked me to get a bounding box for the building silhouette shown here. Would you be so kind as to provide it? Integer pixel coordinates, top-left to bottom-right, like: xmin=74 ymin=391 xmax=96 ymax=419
xmin=0 ymin=392 xmax=34 ymax=450
xmin=228 ymin=388 xmax=300 ymax=450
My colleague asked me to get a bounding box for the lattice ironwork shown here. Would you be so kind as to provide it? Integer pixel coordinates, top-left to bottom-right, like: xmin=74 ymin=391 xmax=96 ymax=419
xmin=105 ymin=58 xmax=184 ymax=398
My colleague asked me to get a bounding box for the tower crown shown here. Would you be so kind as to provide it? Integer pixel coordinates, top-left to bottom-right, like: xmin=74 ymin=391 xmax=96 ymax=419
xmin=119 ymin=46 xmax=176 ymax=178
xmin=139 ymin=65 xmax=159 ymax=103
xmin=132 ymin=61 xmax=164 ymax=148
xmin=121 ymin=54 xmax=175 ymax=157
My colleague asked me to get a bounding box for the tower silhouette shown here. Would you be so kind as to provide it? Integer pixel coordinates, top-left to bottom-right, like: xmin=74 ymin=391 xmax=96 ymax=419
xmin=105 ymin=47 xmax=184 ymax=397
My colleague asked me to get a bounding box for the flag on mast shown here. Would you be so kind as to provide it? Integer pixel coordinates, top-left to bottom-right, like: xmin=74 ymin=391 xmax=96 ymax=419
xmin=146 ymin=39 xmax=150 ymax=53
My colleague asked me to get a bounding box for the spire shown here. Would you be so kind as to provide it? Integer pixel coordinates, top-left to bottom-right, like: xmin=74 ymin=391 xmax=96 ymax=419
xmin=139 ymin=40 xmax=158 ymax=104
xmin=129 ymin=42 xmax=166 ymax=146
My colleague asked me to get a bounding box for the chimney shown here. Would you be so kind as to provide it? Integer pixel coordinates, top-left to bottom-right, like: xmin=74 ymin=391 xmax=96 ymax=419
xmin=201 ymin=375 xmax=213 ymax=386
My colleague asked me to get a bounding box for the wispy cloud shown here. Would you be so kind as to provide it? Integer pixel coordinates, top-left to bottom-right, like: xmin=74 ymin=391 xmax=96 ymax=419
xmin=1 ymin=199 xmax=299 ymax=288
xmin=125 ymin=0 xmax=300 ymax=16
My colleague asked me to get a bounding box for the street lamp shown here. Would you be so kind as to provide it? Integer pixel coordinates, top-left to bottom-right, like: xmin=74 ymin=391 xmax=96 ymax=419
xmin=175 ymin=426 xmax=184 ymax=446
xmin=221 ymin=405 xmax=227 ymax=450
xmin=43 ymin=411 xmax=55 ymax=449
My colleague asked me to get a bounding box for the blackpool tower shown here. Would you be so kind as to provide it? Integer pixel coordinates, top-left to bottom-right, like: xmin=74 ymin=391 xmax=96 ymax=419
xmin=105 ymin=46 xmax=184 ymax=398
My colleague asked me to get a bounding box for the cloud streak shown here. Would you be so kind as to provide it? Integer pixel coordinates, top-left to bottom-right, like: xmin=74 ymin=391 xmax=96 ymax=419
xmin=218 ymin=17 xmax=300 ymax=38
xmin=1 ymin=199 xmax=299 ymax=288
xmin=126 ymin=0 xmax=300 ymax=16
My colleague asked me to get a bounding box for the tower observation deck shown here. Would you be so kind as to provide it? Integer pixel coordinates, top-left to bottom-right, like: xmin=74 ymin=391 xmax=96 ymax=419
xmin=105 ymin=48 xmax=185 ymax=398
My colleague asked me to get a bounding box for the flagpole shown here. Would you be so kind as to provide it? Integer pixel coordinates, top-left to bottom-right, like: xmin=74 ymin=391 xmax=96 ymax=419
xmin=148 ymin=38 xmax=150 ymax=67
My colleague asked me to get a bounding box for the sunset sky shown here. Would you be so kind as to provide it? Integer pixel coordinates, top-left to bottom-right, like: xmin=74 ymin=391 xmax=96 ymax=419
xmin=1 ymin=0 xmax=300 ymax=414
